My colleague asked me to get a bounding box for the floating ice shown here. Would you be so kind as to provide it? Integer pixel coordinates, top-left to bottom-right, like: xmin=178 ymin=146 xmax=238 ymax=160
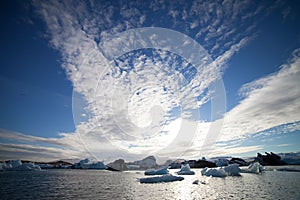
xmin=216 ymin=159 xmax=229 ymax=167
xmin=224 ymin=164 xmax=241 ymax=176
xmin=144 ymin=165 xmax=169 ymax=175
xmin=201 ymin=164 xmax=241 ymax=177
xmin=242 ymin=162 xmax=264 ymax=174
xmin=176 ymin=164 xmax=195 ymax=175
xmin=139 ymin=174 xmax=184 ymax=183
xmin=7 ymin=160 xmax=22 ymax=168
xmin=201 ymin=167 xmax=227 ymax=177
xmin=73 ymin=158 xmax=107 ymax=169
xmin=0 ymin=160 xmax=41 ymax=171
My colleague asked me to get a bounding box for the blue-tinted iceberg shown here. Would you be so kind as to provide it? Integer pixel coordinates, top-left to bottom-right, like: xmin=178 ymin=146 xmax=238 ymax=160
xmin=0 ymin=160 xmax=41 ymax=171
xmin=176 ymin=164 xmax=195 ymax=175
xmin=139 ymin=174 xmax=184 ymax=183
xmin=73 ymin=158 xmax=107 ymax=169
xmin=144 ymin=165 xmax=169 ymax=175
xmin=216 ymin=158 xmax=229 ymax=167
xmin=224 ymin=164 xmax=241 ymax=176
xmin=201 ymin=167 xmax=227 ymax=177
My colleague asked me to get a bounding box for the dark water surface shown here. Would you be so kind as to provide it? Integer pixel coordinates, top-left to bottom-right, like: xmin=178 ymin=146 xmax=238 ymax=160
xmin=0 ymin=168 xmax=300 ymax=199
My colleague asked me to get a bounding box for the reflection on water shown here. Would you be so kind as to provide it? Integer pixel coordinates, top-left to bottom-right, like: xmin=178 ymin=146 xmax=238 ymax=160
xmin=0 ymin=168 xmax=299 ymax=199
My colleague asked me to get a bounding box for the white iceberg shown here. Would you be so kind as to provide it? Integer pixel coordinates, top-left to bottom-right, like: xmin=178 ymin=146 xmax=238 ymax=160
xmin=144 ymin=165 xmax=169 ymax=175
xmin=13 ymin=163 xmax=41 ymax=171
xmin=241 ymin=162 xmax=264 ymax=174
xmin=73 ymin=158 xmax=107 ymax=169
xmin=224 ymin=164 xmax=241 ymax=176
xmin=0 ymin=162 xmax=11 ymax=171
xmin=0 ymin=160 xmax=41 ymax=171
xmin=201 ymin=164 xmax=241 ymax=177
xmin=176 ymin=164 xmax=195 ymax=175
xmin=139 ymin=174 xmax=184 ymax=183
xmin=201 ymin=167 xmax=227 ymax=177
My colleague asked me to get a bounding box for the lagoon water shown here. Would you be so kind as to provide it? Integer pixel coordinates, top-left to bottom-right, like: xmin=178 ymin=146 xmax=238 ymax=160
xmin=1 ymin=167 xmax=300 ymax=200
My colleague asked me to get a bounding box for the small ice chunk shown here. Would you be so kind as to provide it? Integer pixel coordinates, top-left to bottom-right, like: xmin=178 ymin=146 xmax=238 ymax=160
xmin=144 ymin=165 xmax=169 ymax=175
xmin=176 ymin=164 xmax=195 ymax=175
xmin=139 ymin=174 xmax=184 ymax=183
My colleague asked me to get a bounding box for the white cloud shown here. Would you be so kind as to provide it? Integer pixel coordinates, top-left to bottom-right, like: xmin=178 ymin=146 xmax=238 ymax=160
xmin=1 ymin=0 xmax=289 ymax=162
xmin=277 ymin=143 xmax=291 ymax=147
xmin=218 ymin=48 xmax=300 ymax=142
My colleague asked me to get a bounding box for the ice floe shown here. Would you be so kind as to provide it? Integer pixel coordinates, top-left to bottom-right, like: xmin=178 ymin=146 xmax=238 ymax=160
xmin=144 ymin=165 xmax=169 ymax=175
xmin=139 ymin=174 xmax=184 ymax=183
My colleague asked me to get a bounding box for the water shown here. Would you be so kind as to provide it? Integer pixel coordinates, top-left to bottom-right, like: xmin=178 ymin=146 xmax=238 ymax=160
xmin=0 ymin=167 xmax=300 ymax=200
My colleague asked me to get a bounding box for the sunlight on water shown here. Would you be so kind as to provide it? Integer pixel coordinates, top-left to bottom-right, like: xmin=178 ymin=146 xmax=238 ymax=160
xmin=0 ymin=168 xmax=300 ymax=199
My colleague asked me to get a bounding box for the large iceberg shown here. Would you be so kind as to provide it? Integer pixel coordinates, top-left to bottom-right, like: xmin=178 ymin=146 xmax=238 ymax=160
xmin=139 ymin=174 xmax=184 ymax=183
xmin=73 ymin=158 xmax=107 ymax=169
xmin=241 ymin=162 xmax=264 ymax=174
xmin=133 ymin=156 xmax=157 ymax=169
xmin=176 ymin=164 xmax=195 ymax=175
xmin=201 ymin=167 xmax=227 ymax=177
xmin=0 ymin=160 xmax=41 ymax=171
xmin=144 ymin=165 xmax=169 ymax=175
xmin=107 ymin=159 xmax=127 ymax=171
xmin=201 ymin=164 xmax=241 ymax=177
xmin=223 ymin=164 xmax=241 ymax=176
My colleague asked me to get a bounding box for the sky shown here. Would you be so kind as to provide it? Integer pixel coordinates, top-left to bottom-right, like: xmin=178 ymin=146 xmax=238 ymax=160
xmin=0 ymin=0 xmax=299 ymax=162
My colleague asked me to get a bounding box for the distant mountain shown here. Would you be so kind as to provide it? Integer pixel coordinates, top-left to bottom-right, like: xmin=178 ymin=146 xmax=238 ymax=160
xmin=278 ymin=152 xmax=300 ymax=165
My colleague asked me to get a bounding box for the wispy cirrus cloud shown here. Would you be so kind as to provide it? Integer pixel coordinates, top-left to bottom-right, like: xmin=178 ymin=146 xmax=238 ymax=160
xmin=0 ymin=0 xmax=292 ymax=161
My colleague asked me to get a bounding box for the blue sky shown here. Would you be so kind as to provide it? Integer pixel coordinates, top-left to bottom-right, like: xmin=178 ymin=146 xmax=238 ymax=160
xmin=0 ymin=0 xmax=299 ymax=162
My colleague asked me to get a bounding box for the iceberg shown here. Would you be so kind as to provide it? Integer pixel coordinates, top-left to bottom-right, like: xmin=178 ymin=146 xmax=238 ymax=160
xmin=107 ymin=159 xmax=127 ymax=171
xmin=223 ymin=164 xmax=241 ymax=176
xmin=7 ymin=160 xmax=22 ymax=168
xmin=242 ymin=162 xmax=264 ymax=174
xmin=201 ymin=164 xmax=241 ymax=177
xmin=139 ymin=174 xmax=184 ymax=183
xmin=215 ymin=158 xmax=229 ymax=167
xmin=12 ymin=163 xmax=41 ymax=171
xmin=144 ymin=165 xmax=169 ymax=175
xmin=176 ymin=164 xmax=195 ymax=175
xmin=133 ymin=156 xmax=157 ymax=169
xmin=201 ymin=167 xmax=227 ymax=177
xmin=0 ymin=160 xmax=41 ymax=171
xmin=73 ymin=158 xmax=107 ymax=169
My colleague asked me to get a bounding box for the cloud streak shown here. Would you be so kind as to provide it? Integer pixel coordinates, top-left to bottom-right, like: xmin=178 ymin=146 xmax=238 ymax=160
xmin=218 ymin=48 xmax=300 ymax=143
